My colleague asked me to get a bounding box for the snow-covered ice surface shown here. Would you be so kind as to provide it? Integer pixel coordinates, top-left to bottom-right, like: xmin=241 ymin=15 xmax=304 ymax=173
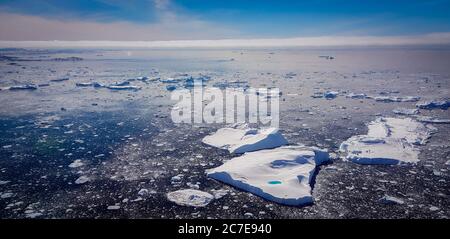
xmin=202 ymin=124 xmax=288 ymax=154
xmin=0 ymin=48 xmax=449 ymax=219
xmin=340 ymin=118 xmax=434 ymax=164
xmin=167 ymin=189 xmax=214 ymax=207
xmin=207 ymin=146 xmax=329 ymax=206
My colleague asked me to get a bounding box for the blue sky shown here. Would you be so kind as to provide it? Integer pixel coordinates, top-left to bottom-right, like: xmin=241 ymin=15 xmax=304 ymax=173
xmin=0 ymin=0 xmax=450 ymax=41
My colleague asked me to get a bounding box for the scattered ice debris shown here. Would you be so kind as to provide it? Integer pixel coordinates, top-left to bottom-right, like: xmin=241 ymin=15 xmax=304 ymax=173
xmin=166 ymin=85 xmax=177 ymax=91
xmin=324 ymin=91 xmax=339 ymax=99
xmin=416 ymin=100 xmax=450 ymax=110
xmin=429 ymin=206 xmax=440 ymax=212
xmin=107 ymin=205 xmax=121 ymax=210
xmin=346 ymin=93 xmax=367 ymax=99
xmin=106 ymin=85 xmax=141 ymax=91
xmin=207 ymin=146 xmax=330 ymax=206
xmin=8 ymin=84 xmax=38 ymax=90
xmin=74 ymin=176 xmax=89 ymax=184
xmin=50 ymin=77 xmax=69 ymax=82
xmin=25 ymin=212 xmax=43 ymax=218
xmin=284 ymin=72 xmax=297 ymax=79
xmin=76 ymin=82 xmax=94 ymax=87
xmin=51 ymin=57 xmax=83 ymax=61
xmin=202 ymin=125 xmax=288 ymax=154
xmin=340 ymin=117 xmax=434 ymax=165
xmin=210 ymin=189 xmax=229 ymax=199
xmin=415 ymin=116 xmax=450 ymax=124
xmin=0 ymin=180 xmax=11 ymax=185
xmin=1 ymin=192 xmax=15 ymax=199
xmin=166 ymin=189 xmax=214 ymax=207
xmin=379 ymin=195 xmax=405 ymax=205
xmin=393 ymin=108 xmax=418 ymax=115
xmin=68 ymin=159 xmax=84 ymax=168
xmin=371 ymin=96 xmax=420 ymax=103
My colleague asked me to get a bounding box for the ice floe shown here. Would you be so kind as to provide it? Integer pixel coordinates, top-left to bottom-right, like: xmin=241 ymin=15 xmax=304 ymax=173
xmin=340 ymin=117 xmax=434 ymax=165
xmin=166 ymin=189 xmax=214 ymax=207
xmin=346 ymin=93 xmax=367 ymax=99
xmin=371 ymin=96 xmax=420 ymax=103
xmin=207 ymin=145 xmax=330 ymax=206
xmin=202 ymin=125 xmax=288 ymax=154
xmin=416 ymin=100 xmax=450 ymax=110
xmin=393 ymin=108 xmax=419 ymax=115
xmin=8 ymin=84 xmax=38 ymax=90
xmin=415 ymin=116 xmax=450 ymax=124
xmin=324 ymin=91 xmax=339 ymax=99
xmin=379 ymin=195 xmax=405 ymax=205
xmin=74 ymin=176 xmax=89 ymax=184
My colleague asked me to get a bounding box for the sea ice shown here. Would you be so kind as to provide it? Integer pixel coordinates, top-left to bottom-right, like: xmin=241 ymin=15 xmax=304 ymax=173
xmin=207 ymin=146 xmax=330 ymax=206
xmin=379 ymin=195 xmax=405 ymax=205
xmin=416 ymin=100 xmax=450 ymax=110
xmin=393 ymin=108 xmax=419 ymax=115
xmin=69 ymin=159 xmax=84 ymax=168
xmin=8 ymin=84 xmax=38 ymax=90
xmin=372 ymin=96 xmax=420 ymax=103
xmin=340 ymin=117 xmax=433 ymax=165
xmin=75 ymin=176 xmax=89 ymax=184
xmin=106 ymin=85 xmax=141 ymax=91
xmin=166 ymin=189 xmax=214 ymax=207
xmin=50 ymin=77 xmax=69 ymax=82
xmin=346 ymin=93 xmax=367 ymax=99
xmin=415 ymin=116 xmax=450 ymax=124
xmin=324 ymin=91 xmax=339 ymax=99
xmin=202 ymin=125 xmax=288 ymax=154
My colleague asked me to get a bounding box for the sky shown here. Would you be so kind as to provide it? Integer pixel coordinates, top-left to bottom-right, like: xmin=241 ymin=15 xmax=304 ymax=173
xmin=1 ymin=0 xmax=450 ymax=46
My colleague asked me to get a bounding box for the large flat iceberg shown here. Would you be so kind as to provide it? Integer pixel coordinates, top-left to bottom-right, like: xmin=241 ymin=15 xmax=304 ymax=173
xmin=202 ymin=125 xmax=288 ymax=154
xmin=207 ymin=146 xmax=330 ymax=206
xmin=340 ymin=117 xmax=434 ymax=165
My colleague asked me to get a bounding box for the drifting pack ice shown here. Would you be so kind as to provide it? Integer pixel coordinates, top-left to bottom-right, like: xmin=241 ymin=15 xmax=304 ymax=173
xmin=202 ymin=124 xmax=288 ymax=154
xmin=207 ymin=146 xmax=330 ymax=206
xmin=340 ymin=117 xmax=434 ymax=165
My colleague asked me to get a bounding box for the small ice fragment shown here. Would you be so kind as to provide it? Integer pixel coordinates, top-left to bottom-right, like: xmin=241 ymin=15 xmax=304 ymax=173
xmin=75 ymin=176 xmax=89 ymax=184
xmin=2 ymin=145 xmax=12 ymax=149
xmin=379 ymin=195 xmax=405 ymax=205
xmin=416 ymin=100 xmax=450 ymax=110
xmin=393 ymin=108 xmax=418 ymax=115
xmin=138 ymin=189 xmax=149 ymax=196
xmin=166 ymin=85 xmax=177 ymax=91
xmin=207 ymin=145 xmax=330 ymax=206
xmin=1 ymin=192 xmax=14 ymax=199
xmin=107 ymin=85 xmax=141 ymax=91
xmin=202 ymin=125 xmax=288 ymax=154
xmin=107 ymin=205 xmax=121 ymax=210
xmin=210 ymin=189 xmax=229 ymax=199
xmin=324 ymin=91 xmax=338 ymax=99
xmin=69 ymin=160 xmax=84 ymax=168
xmin=346 ymin=93 xmax=367 ymax=99
xmin=166 ymin=189 xmax=214 ymax=207
xmin=76 ymin=82 xmax=94 ymax=87
xmin=50 ymin=77 xmax=69 ymax=82
xmin=9 ymin=84 xmax=38 ymax=90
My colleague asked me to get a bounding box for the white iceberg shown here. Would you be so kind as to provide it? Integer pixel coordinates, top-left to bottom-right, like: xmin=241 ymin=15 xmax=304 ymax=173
xmin=202 ymin=125 xmax=288 ymax=154
xmin=166 ymin=189 xmax=214 ymax=207
xmin=340 ymin=117 xmax=434 ymax=165
xmin=207 ymin=146 xmax=329 ymax=206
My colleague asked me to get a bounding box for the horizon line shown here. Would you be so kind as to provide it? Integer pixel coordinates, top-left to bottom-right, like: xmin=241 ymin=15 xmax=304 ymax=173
xmin=2 ymin=33 xmax=450 ymax=48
